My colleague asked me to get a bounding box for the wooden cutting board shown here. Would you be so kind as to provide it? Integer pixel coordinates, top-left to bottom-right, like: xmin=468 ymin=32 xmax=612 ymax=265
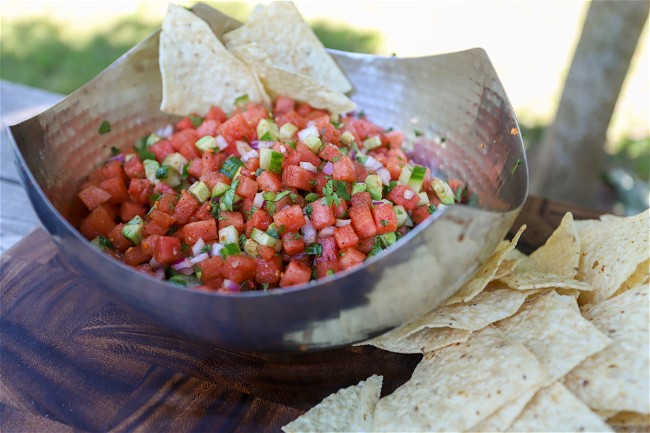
xmin=0 ymin=196 xmax=603 ymax=433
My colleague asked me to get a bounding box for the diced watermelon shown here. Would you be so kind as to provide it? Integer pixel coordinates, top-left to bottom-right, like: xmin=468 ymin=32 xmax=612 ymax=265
xmin=153 ymin=236 xmax=182 ymax=265
xmin=334 ymin=224 xmax=359 ymax=249
xmin=282 ymin=231 xmax=305 ymax=256
xmin=312 ymin=171 xmax=329 ymax=195
xmin=202 ymin=150 xmax=227 ymax=173
xmin=219 ymin=211 xmax=245 ymax=234
xmin=102 ymin=160 xmax=127 ymax=181
xmin=99 ymin=177 xmax=128 ymax=205
xmin=196 ymin=119 xmax=220 ymax=137
xmin=79 ymin=185 xmax=112 ymax=211
xmin=219 ymin=113 xmax=251 ymax=144
xmin=412 ymin=205 xmax=432 ymax=225
xmin=255 ymin=255 xmax=283 ymax=284
xmin=149 ymin=209 xmax=176 ymax=232
xmin=235 ymin=176 xmax=258 ymax=199
xmin=156 ymin=193 xmax=179 ymax=215
xmin=149 ymin=140 xmax=175 ymax=163
xmin=198 ymin=256 xmax=224 ymax=281
xmin=318 ymin=143 xmax=341 ymax=162
xmin=200 ymin=171 xmax=230 ymax=190
xmin=282 ymin=165 xmax=315 ymax=191
xmin=296 ymin=142 xmax=322 ymax=167
xmin=387 ymin=185 xmax=420 ymax=211
xmin=274 ymin=96 xmax=296 ymax=115
xmin=314 ymin=259 xmax=342 ymax=278
xmin=183 ymin=219 xmax=218 ymax=245
xmin=245 ymin=209 xmax=272 ymax=236
xmin=351 ymin=191 xmax=372 ymax=208
xmin=332 ymin=156 xmax=356 ymax=183
xmin=339 ymin=248 xmax=366 ymax=270
xmin=223 ymin=255 xmax=257 ymax=283
xmin=310 ymin=199 xmax=335 ymax=230
xmin=279 ymin=260 xmax=311 ymax=287
xmin=372 ymin=202 xmax=398 ymax=235
xmin=124 ymin=156 xmax=145 ymax=179
xmin=273 ymin=205 xmax=306 ymax=232
xmin=80 ymin=205 xmax=116 ymax=239
xmin=317 ymin=236 xmax=339 ymax=261
xmin=173 ymin=190 xmax=199 ymax=224
xmin=384 ymin=130 xmax=405 ymax=148
xmin=119 ymin=201 xmax=146 ymax=223
xmin=128 ymin=178 xmax=151 ymax=204
xmin=107 ymin=223 xmax=132 ymax=251
xmin=349 ymin=205 xmax=377 ymax=238
xmin=124 ymin=245 xmax=151 ymax=266
xmin=257 ymin=171 xmax=283 ymax=192
xmin=205 ymin=106 xmax=227 ymax=123
xmin=192 ymin=202 xmax=213 ymax=221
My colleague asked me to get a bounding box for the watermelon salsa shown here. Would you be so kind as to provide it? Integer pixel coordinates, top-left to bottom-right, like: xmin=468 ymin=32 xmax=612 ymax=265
xmin=78 ymin=96 xmax=467 ymax=292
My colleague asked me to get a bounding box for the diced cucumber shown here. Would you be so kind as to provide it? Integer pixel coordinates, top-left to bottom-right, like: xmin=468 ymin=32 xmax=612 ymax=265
xmin=157 ymin=165 xmax=181 ymax=188
xmin=362 ymin=136 xmax=382 ymax=150
xmin=91 ymin=235 xmax=114 ymax=252
xmin=352 ymin=182 xmax=368 ymax=195
xmin=417 ymin=191 xmax=430 ymax=206
xmin=257 ymin=118 xmax=279 ymax=141
xmin=122 ymin=215 xmax=144 ymax=245
xmin=394 ymin=205 xmax=408 ymax=227
xmin=211 ymin=181 xmax=230 ymax=198
xmin=431 ymin=178 xmax=455 ymax=205
xmin=188 ymin=181 xmax=210 ymax=203
xmin=250 ymin=228 xmax=282 ymax=252
xmin=220 ymin=242 xmax=241 ymax=258
xmin=399 ymin=165 xmax=413 ymax=186
xmin=364 ymin=174 xmax=383 ymax=200
xmin=145 ymin=133 xmax=161 ymax=146
xmin=162 ymin=152 xmax=189 ymax=173
xmin=304 ymin=135 xmax=323 ymax=154
xmin=279 ymin=123 xmax=298 ymax=140
xmin=143 ymin=159 xmax=160 ymax=184
xmin=243 ymin=238 xmax=260 ymax=257
xmin=330 ymin=113 xmax=340 ymax=125
xmin=408 ymin=165 xmax=427 ymax=193
xmin=259 ymin=148 xmax=284 ymax=174
xmin=379 ymin=232 xmax=397 ymax=247
xmin=218 ymin=226 xmax=239 ymax=245
xmin=195 ymin=136 xmax=217 ymax=153
xmin=340 ymin=131 xmax=355 ymax=146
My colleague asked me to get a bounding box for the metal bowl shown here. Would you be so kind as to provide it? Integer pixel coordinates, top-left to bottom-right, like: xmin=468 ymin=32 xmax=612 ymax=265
xmin=6 ymin=5 xmax=527 ymax=352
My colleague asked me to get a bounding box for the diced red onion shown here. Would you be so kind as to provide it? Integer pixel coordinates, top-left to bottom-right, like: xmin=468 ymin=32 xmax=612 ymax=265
xmin=280 ymin=204 xmax=290 ymax=211
xmin=178 ymin=267 xmax=194 ymax=275
xmin=363 ymin=156 xmax=383 ymax=171
xmin=306 ymin=120 xmax=317 ymax=128
xmin=298 ymin=125 xmax=319 ymax=141
xmin=154 ymin=267 xmax=166 ymax=280
xmin=403 ymin=189 xmax=415 ymax=200
xmin=215 ymin=135 xmax=229 ymax=150
xmin=223 ymin=279 xmax=241 ymax=292
xmin=236 ymin=140 xmax=252 ymax=156
xmin=108 ymin=154 xmax=125 ymax=163
xmin=191 ymin=238 xmax=206 ymax=256
xmin=335 ymin=219 xmax=352 ymax=227
xmin=300 ymin=161 xmax=318 ymax=173
xmin=372 ymin=200 xmax=384 ymax=205
xmin=322 ymin=162 xmax=334 ymax=175
xmin=253 ymin=192 xmax=265 ymax=208
xmin=171 ymin=258 xmax=193 ymax=271
xmin=241 ymin=149 xmax=259 ymax=163
xmin=301 ymin=219 xmax=317 ymax=244
xmin=256 ymin=141 xmax=274 ymax=149
xmin=377 ymin=167 xmax=391 ymax=185
xmin=348 ymin=150 xmax=356 ymax=160
xmin=210 ymin=243 xmax=225 ymax=257
xmin=149 ymin=257 xmax=161 ymax=269
xmin=318 ymin=226 xmax=335 ymax=237
xmin=155 ymin=124 xmax=174 ymax=138
xmin=189 ymin=252 xmax=209 ymax=264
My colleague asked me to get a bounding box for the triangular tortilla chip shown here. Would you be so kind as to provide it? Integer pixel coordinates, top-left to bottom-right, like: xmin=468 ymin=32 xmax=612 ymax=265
xmin=159 ymin=4 xmax=268 ymax=115
xmin=223 ymin=2 xmax=353 ymax=94
xmin=229 ymin=43 xmax=355 ymax=114
xmin=497 ymin=271 xmax=594 ymax=292
xmin=564 ymin=285 xmax=649 ymax=414
xmin=281 ymin=375 xmax=382 ymax=433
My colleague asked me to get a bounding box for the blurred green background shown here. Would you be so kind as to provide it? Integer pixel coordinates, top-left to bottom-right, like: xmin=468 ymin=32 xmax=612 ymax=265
xmin=1 ymin=1 xmax=648 ymax=212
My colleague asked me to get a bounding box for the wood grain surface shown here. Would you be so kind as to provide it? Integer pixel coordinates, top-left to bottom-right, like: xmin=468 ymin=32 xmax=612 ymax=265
xmin=0 ymin=196 xmax=603 ymax=433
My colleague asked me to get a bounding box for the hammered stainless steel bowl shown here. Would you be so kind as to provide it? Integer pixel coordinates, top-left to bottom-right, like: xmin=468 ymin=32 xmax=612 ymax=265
xmin=7 ymin=5 xmax=527 ymax=351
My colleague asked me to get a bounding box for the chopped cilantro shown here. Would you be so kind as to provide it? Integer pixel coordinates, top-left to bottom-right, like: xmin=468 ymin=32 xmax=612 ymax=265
xmin=279 ymin=224 xmax=286 ymax=234
xmin=414 ymin=129 xmax=423 ymax=137
xmin=166 ymin=225 xmax=179 ymax=235
xmin=110 ymin=146 xmax=120 ymax=156
xmin=134 ymin=136 xmax=156 ymax=161
xmin=357 ymin=110 xmax=365 ymax=118
xmin=305 ymin=243 xmax=322 ymax=256
xmin=234 ymin=94 xmax=249 ymax=107
xmin=305 ymin=204 xmax=313 ymax=217
xmin=326 ymin=269 xmax=335 ymax=276
xmin=266 ymin=201 xmax=277 ymax=215
xmin=189 ymin=115 xmax=203 ymax=128
xmin=155 ymin=165 xmax=169 ymax=179
xmin=305 ymin=193 xmax=318 ymax=203
xmin=380 ymin=219 xmax=388 ymax=227
xmin=181 ymin=163 xmax=189 ymax=179
xmin=98 ymin=120 xmax=111 ymax=134
xmin=384 ymin=127 xmax=394 ymax=133
xmin=384 ymin=180 xmax=398 ymax=194
xmin=147 ymin=192 xmax=162 ymax=203
xmin=427 ymin=204 xmax=436 ymax=214
xmin=267 ymin=227 xmax=280 ymax=239
xmin=210 ymin=199 xmax=220 ymax=218
xmin=511 ymin=159 xmax=522 ymax=175
xmin=222 ymin=180 xmax=239 ymax=211
xmin=200 ymin=244 xmax=211 ymax=253
xmin=97 ymin=235 xmax=114 ymax=250
xmin=289 ymin=193 xmax=298 ymax=202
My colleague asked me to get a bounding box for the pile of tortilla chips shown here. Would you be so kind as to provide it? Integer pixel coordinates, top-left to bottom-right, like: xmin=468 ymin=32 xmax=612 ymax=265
xmin=159 ymin=2 xmax=356 ymax=117
xmin=282 ymin=210 xmax=649 ymax=432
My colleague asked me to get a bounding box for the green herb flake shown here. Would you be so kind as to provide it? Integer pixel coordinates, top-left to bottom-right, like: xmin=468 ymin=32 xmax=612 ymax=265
xmin=279 ymin=224 xmax=286 ymax=234
xmin=234 ymin=94 xmax=249 ymax=107
xmin=267 ymin=227 xmax=280 ymax=239
xmin=134 ymin=136 xmax=156 ymax=161
xmin=380 ymin=219 xmax=388 ymax=227
xmin=110 ymin=146 xmax=120 ymax=156
xmin=147 ymin=192 xmax=162 ymax=203
xmin=98 ymin=235 xmax=114 ymax=250
xmin=326 ymin=269 xmax=335 ymax=276
xmin=255 ymin=168 xmax=265 ymax=177
xmin=414 ymin=129 xmax=423 ymax=137
xmin=155 ymin=165 xmax=170 ymax=179
xmin=98 ymin=120 xmax=111 ymax=134
xmin=200 ymin=244 xmax=211 ymax=253
xmin=181 ymin=163 xmax=189 ymax=179
xmin=304 ymin=204 xmax=313 ymax=217
xmin=427 ymin=204 xmax=436 ymax=214
xmin=287 ymin=141 xmax=297 ymax=149
xmin=222 ymin=180 xmax=239 ymax=211
xmin=511 ymin=159 xmax=522 ymax=175
xmin=305 ymin=243 xmax=322 ymax=256
xmin=189 ymin=115 xmax=204 ymax=128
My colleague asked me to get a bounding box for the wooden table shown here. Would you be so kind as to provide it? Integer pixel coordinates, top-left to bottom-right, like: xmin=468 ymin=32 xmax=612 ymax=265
xmin=0 ymin=81 xmax=605 ymax=432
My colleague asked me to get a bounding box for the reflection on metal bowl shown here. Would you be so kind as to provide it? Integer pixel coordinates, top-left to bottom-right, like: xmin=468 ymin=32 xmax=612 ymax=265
xmin=6 ymin=5 xmax=527 ymax=352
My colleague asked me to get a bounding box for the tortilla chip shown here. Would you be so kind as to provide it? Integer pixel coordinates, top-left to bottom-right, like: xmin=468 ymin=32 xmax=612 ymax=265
xmin=576 ymin=210 xmax=649 ymax=304
xmin=607 ymin=412 xmax=650 ymax=433
xmin=496 ymin=291 xmax=611 ymax=384
xmin=497 ymin=271 xmax=594 ymax=292
xmin=493 ymin=258 xmax=520 ymax=280
xmin=223 ymin=2 xmax=353 ymax=94
xmin=442 ymin=225 xmax=526 ymax=305
xmin=564 ymin=285 xmax=649 ymax=414
xmin=159 ymin=4 xmax=268 ymax=115
xmin=357 ymin=288 xmax=530 ymax=354
xmin=281 ymin=374 xmax=382 ymax=433
xmin=371 ymin=326 xmax=547 ymax=432
xmin=469 ymin=388 xmax=536 ymax=432
xmin=509 ymin=382 xmax=613 ymax=432
xmin=229 ymin=43 xmax=355 ymax=114
xmin=515 ymin=212 xmax=580 ymax=278
xmin=612 ymin=258 xmax=650 ymax=299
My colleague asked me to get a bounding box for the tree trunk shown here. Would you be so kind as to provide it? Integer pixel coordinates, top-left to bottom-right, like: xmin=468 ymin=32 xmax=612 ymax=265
xmin=530 ymin=0 xmax=649 ymax=207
